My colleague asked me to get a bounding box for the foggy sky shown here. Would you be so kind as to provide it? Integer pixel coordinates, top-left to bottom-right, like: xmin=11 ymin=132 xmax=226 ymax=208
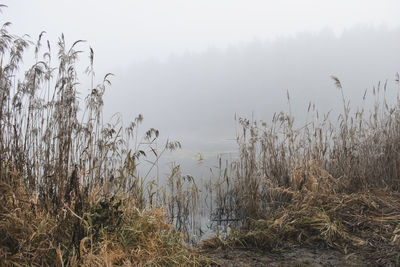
xmin=3 ymin=1 xmax=400 ymax=177
xmin=106 ymin=26 xmax=400 ymax=163
xmin=5 ymin=0 xmax=400 ymax=71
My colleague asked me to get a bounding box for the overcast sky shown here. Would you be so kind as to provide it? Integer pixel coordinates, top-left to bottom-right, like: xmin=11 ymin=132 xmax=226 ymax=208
xmin=4 ymin=0 xmax=400 ymax=68
xmin=3 ymin=1 xmax=400 ymax=177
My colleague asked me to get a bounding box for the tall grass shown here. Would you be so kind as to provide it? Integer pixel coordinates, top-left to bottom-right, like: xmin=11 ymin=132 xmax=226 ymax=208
xmin=203 ymin=74 xmax=400 ymax=265
xmin=2 ymin=3 xmax=400 ymax=265
xmin=207 ymin=76 xmax=400 ymax=222
xmin=0 ymin=7 xmax=204 ymax=266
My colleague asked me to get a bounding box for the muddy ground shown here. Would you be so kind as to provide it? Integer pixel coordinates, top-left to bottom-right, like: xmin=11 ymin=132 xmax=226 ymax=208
xmin=201 ymin=246 xmax=370 ymax=266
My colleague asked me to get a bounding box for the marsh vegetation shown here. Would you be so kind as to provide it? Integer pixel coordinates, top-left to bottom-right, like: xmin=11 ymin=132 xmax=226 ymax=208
xmin=1 ymin=5 xmax=400 ymax=266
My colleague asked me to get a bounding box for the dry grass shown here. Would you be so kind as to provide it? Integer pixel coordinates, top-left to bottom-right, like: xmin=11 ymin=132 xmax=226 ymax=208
xmin=2 ymin=3 xmax=400 ymax=266
xmin=0 ymin=170 xmax=205 ymax=266
xmin=202 ymin=186 xmax=400 ymax=265
xmin=205 ymin=74 xmax=400 ymax=220
xmin=0 ymin=6 xmax=204 ymax=266
xmin=199 ymin=63 xmax=400 ymax=267
xmin=202 ymin=76 xmax=400 ymax=265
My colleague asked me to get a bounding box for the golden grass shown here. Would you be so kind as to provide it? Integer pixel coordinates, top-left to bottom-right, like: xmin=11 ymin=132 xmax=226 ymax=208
xmin=0 ymin=170 xmax=206 ymax=266
xmin=202 ymin=164 xmax=400 ymax=265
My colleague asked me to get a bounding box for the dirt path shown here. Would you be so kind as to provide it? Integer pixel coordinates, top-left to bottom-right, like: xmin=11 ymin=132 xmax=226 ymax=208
xmin=201 ymin=247 xmax=366 ymax=266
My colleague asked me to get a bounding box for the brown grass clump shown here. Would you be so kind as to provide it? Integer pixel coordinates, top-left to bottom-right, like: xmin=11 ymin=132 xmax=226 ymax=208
xmin=0 ymin=168 xmax=204 ymax=266
xmin=79 ymin=207 xmax=200 ymax=266
xmin=290 ymin=160 xmax=338 ymax=194
xmin=202 ymin=188 xmax=400 ymax=265
xmin=0 ymin=171 xmax=57 ymax=265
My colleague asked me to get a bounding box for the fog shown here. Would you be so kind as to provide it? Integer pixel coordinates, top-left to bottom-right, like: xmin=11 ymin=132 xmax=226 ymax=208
xmin=5 ymin=1 xmax=400 ymax=69
xmin=105 ymin=26 xmax=400 ymax=176
xmin=4 ymin=0 xmax=400 ymax=177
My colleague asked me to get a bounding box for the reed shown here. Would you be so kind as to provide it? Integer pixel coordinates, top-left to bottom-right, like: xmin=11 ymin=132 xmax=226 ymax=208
xmin=0 ymin=6 xmax=205 ymax=266
xmin=203 ymin=74 xmax=400 ymax=265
